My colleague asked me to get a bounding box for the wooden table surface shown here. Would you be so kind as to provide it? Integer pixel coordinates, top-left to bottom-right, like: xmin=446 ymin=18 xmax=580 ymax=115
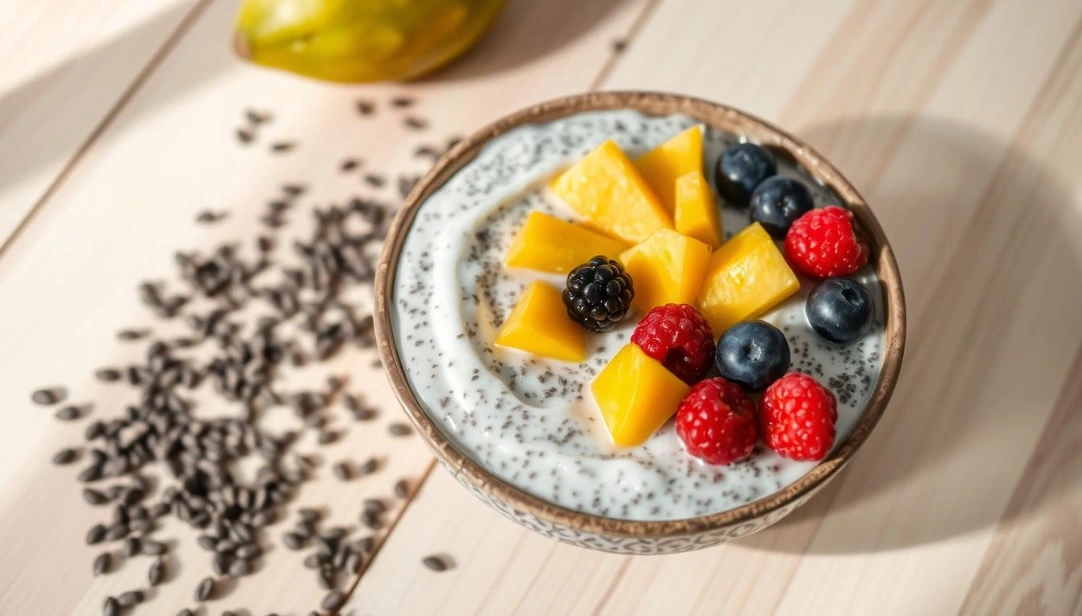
xmin=2 ymin=1 xmax=1081 ymax=614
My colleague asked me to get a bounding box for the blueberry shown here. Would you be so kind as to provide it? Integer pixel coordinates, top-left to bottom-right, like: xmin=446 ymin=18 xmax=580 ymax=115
xmin=749 ymin=177 xmax=814 ymax=238
xmin=806 ymin=278 xmax=873 ymax=343
xmin=715 ymin=143 xmax=777 ymax=207
xmin=715 ymin=320 xmax=790 ymax=391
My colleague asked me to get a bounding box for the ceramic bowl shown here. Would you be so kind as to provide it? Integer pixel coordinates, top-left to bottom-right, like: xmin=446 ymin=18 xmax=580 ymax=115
xmin=375 ymin=91 xmax=905 ymax=554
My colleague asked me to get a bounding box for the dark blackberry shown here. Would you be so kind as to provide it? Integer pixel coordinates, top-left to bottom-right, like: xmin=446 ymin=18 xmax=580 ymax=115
xmin=562 ymin=256 xmax=634 ymax=332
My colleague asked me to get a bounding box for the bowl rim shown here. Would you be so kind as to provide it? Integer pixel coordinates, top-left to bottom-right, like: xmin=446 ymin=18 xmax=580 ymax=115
xmin=374 ymin=91 xmax=906 ymax=538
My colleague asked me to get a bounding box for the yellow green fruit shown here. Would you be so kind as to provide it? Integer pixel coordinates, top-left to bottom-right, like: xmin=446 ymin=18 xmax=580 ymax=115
xmin=505 ymin=211 xmax=628 ymax=274
xmin=592 ymin=344 xmax=691 ymax=447
xmin=495 ymin=281 xmax=586 ymax=363
xmin=634 ymin=125 xmax=704 ymax=212
xmin=674 ymin=169 xmax=723 ymax=247
xmin=234 ymin=0 xmax=506 ymax=83
xmin=619 ymin=228 xmax=712 ymax=313
xmin=550 ymin=140 xmax=672 ymax=244
xmin=696 ymin=222 xmax=800 ymax=334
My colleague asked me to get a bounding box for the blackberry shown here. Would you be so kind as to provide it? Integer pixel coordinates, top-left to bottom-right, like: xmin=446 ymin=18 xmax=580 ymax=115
xmin=562 ymin=256 xmax=634 ymax=332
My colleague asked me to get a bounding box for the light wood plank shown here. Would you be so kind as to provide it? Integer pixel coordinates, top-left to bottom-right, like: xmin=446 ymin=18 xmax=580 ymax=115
xmin=355 ymin=0 xmax=1082 ymax=614
xmin=775 ymin=8 xmax=1082 ymax=614
xmin=959 ymin=347 xmax=1082 ymax=616
xmin=0 ymin=0 xmax=652 ymax=612
xmin=0 ymin=0 xmax=206 ymax=251
xmin=6 ymin=0 xmax=1082 ymax=613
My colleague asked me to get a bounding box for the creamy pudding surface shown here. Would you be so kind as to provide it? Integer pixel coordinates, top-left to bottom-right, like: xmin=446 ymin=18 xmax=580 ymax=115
xmin=391 ymin=110 xmax=884 ymax=521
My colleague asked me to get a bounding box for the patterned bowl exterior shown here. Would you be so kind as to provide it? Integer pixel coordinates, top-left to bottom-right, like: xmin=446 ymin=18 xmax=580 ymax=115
xmin=375 ymin=91 xmax=906 ymax=555
xmin=440 ymin=456 xmax=830 ymax=554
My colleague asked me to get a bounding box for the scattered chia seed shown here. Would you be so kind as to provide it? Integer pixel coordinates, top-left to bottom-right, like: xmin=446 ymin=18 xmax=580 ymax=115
xmin=33 ymin=105 xmax=470 ymax=614
xmin=388 ymin=422 xmax=412 ymax=437
xmin=195 ymin=210 xmax=228 ymax=224
xmin=31 ymin=387 xmax=65 ymax=405
xmin=422 ymin=554 xmax=452 ymax=571
xmin=52 ymin=447 xmax=79 ymax=465
xmin=356 ymin=100 xmax=375 ymax=116
xmin=116 ymin=328 xmax=149 ymax=341
xmin=394 ymin=478 xmax=411 ymax=499
xmin=245 ymin=109 xmax=272 ymax=125
xmin=403 ymin=116 xmax=428 ymax=131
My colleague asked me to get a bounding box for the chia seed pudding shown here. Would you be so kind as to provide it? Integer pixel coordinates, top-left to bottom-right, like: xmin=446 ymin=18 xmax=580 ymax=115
xmin=391 ymin=110 xmax=884 ymax=521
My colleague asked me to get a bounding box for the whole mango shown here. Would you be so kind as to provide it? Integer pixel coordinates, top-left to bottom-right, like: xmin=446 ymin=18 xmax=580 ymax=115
xmin=234 ymin=0 xmax=506 ymax=83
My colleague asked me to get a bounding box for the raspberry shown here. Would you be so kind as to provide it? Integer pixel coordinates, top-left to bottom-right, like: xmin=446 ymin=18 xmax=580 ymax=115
xmin=760 ymin=372 xmax=837 ymax=461
xmin=784 ymin=206 xmax=869 ymax=278
xmin=675 ymin=378 xmax=758 ymax=464
xmin=630 ymin=304 xmax=715 ymax=383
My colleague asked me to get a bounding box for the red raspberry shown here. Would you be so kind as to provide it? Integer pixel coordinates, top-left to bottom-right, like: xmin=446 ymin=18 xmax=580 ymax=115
xmin=784 ymin=206 xmax=869 ymax=278
xmin=631 ymin=304 xmax=715 ymax=383
xmin=760 ymin=373 xmax=837 ymax=461
xmin=675 ymin=378 xmax=758 ymax=464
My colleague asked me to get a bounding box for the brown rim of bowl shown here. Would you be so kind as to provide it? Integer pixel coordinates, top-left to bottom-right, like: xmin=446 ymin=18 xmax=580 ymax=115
xmin=375 ymin=91 xmax=906 ymax=539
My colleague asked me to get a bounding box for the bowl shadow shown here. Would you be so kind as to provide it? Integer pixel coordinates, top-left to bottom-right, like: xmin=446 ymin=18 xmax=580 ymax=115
xmin=743 ymin=113 xmax=1082 ymax=554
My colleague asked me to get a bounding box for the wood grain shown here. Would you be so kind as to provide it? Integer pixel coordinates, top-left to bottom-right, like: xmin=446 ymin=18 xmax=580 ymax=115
xmin=1 ymin=0 xmax=1081 ymax=614
xmin=960 ymin=348 xmax=1082 ymax=616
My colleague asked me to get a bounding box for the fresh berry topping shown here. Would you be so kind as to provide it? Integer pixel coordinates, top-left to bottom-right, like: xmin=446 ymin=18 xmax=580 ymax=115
xmin=714 ymin=320 xmax=790 ymax=391
xmin=806 ymin=278 xmax=873 ymax=343
xmin=562 ymin=256 xmax=634 ymax=332
xmin=631 ymin=304 xmax=715 ymax=383
xmin=760 ymin=373 xmax=837 ymax=461
xmin=675 ymin=378 xmax=758 ymax=465
xmin=715 ymin=143 xmax=777 ymax=207
xmin=784 ymin=206 xmax=869 ymax=278
xmin=749 ymin=177 xmax=814 ymax=238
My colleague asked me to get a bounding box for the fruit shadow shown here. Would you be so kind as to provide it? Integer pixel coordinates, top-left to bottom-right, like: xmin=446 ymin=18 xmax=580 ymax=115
xmin=743 ymin=114 xmax=1082 ymax=554
xmin=427 ymin=0 xmax=632 ymax=83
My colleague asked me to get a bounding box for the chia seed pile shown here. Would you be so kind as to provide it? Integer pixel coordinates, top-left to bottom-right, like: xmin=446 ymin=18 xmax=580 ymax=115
xmin=33 ymin=98 xmax=457 ymax=616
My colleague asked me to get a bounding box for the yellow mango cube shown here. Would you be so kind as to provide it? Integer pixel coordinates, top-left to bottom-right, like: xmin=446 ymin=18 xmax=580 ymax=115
xmin=674 ymin=170 xmax=724 ymax=248
xmin=505 ymin=211 xmax=628 ymax=274
xmin=495 ymin=282 xmax=586 ymax=363
xmin=592 ymin=344 xmax=691 ymax=447
xmin=696 ymin=223 xmax=800 ymax=334
xmin=634 ymin=125 xmax=704 ymax=212
xmin=619 ymin=228 xmax=712 ymax=312
xmin=550 ymin=140 xmax=672 ymax=244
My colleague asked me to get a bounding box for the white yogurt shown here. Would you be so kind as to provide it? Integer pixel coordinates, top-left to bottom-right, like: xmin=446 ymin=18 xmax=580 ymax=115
xmin=391 ymin=110 xmax=884 ymax=521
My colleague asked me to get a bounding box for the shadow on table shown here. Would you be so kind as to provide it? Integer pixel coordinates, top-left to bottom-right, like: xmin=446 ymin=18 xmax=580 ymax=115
xmin=0 ymin=1 xmax=224 ymax=232
xmin=428 ymin=0 xmax=630 ymax=83
xmin=742 ymin=114 xmax=1082 ymax=554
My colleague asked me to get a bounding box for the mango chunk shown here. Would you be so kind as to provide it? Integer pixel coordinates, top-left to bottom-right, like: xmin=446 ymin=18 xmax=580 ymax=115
xmin=696 ymin=223 xmax=800 ymax=334
xmin=505 ymin=211 xmax=628 ymax=274
xmin=674 ymin=170 xmax=724 ymax=248
xmin=619 ymin=228 xmax=712 ymax=312
xmin=495 ymin=281 xmax=586 ymax=362
xmin=634 ymin=125 xmax=704 ymax=212
xmin=550 ymin=140 xmax=672 ymax=244
xmin=592 ymin=344 xmax=691 ymax=447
